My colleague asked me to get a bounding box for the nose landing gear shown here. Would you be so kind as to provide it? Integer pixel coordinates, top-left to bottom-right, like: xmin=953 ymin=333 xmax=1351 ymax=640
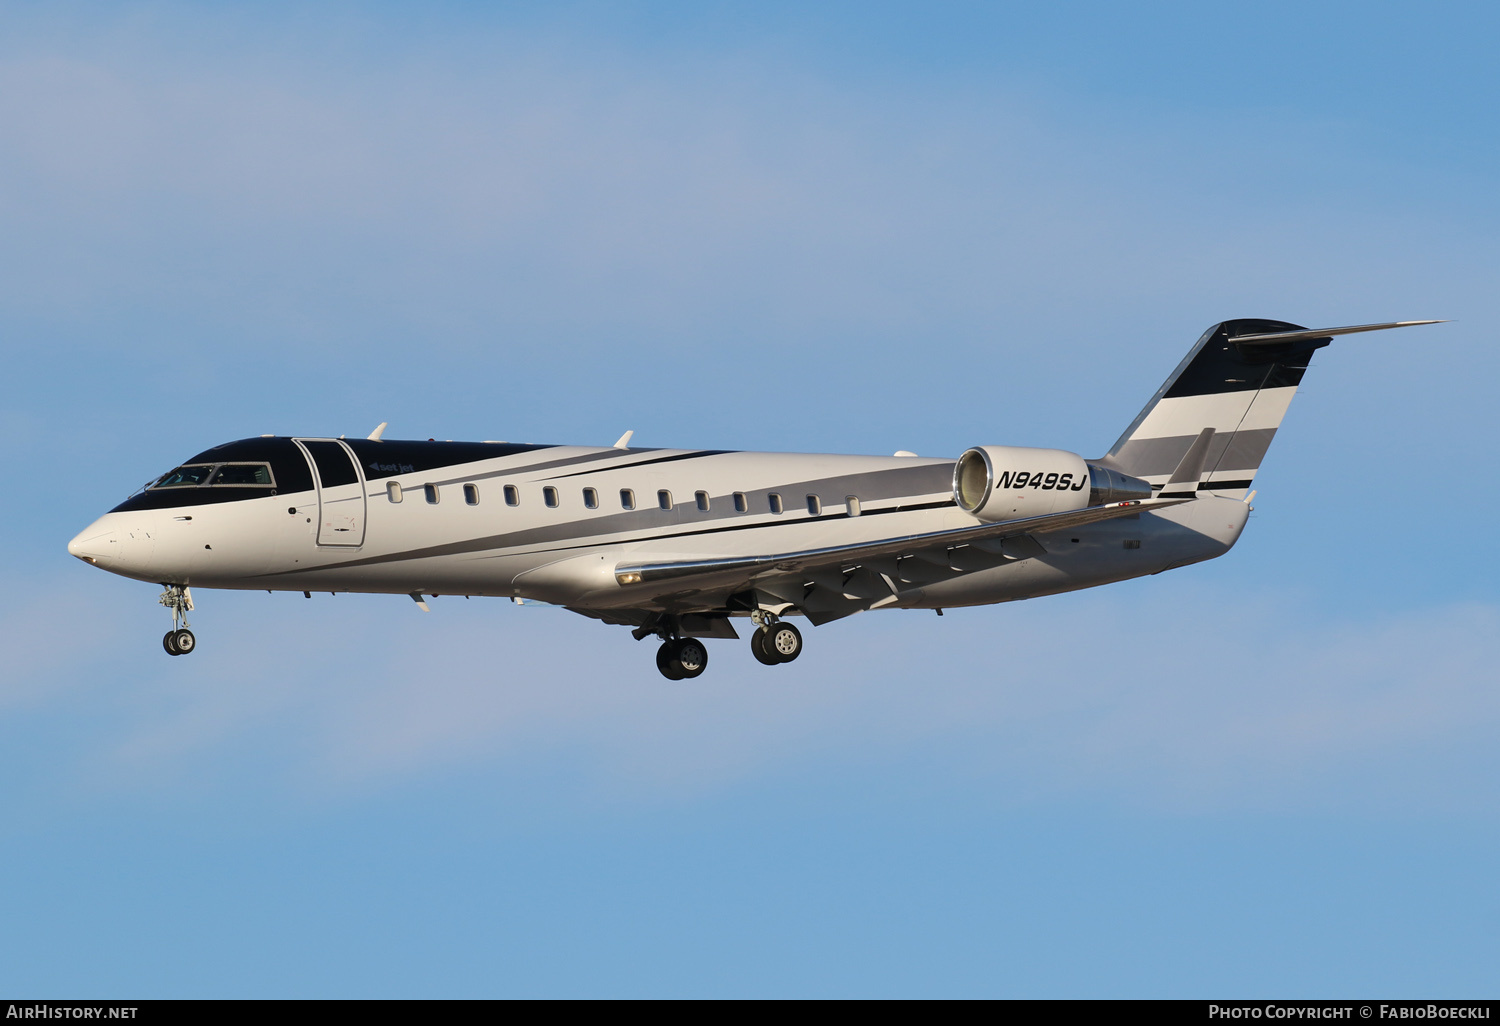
xmin=159 ymin=584 xmax=196 ymax=656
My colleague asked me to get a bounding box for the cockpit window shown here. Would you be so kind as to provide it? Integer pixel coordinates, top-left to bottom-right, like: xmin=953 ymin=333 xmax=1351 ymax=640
xmin=150 ymin=463 xmax=276 ymax=489
xmin=210 ymin=464 xmax=274 ymax=486
xmin=152 ymin=465 xmax=216 ymax=488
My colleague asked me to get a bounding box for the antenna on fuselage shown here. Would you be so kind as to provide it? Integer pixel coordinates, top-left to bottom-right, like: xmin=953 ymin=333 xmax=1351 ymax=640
xmin=368 ymin=422 xmax=388 ymax=441
xmin=613 ymin=430 xmax=634 ymax=449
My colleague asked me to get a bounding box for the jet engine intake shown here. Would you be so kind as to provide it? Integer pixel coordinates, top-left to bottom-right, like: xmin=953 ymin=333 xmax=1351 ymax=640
xmin=953 ymin=445 xmax=1091 ymax=523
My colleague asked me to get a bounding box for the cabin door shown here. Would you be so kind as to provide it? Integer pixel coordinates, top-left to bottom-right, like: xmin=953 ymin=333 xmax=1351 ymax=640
xmin=294 ymin=439 xmax=368 ymax=547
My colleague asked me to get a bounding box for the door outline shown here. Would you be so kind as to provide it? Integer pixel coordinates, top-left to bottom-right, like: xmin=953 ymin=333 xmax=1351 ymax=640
xmin=293 ymin=438 xmax=368 ymax=547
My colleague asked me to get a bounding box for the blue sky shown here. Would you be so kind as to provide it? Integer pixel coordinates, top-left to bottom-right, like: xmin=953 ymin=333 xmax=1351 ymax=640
xmin=2 ymin=2 xmax=1497 ymax=997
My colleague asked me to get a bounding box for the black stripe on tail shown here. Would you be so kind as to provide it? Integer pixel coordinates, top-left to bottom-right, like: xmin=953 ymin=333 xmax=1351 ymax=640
xmin=1161 ymin=318 xmax=1328 ymax=400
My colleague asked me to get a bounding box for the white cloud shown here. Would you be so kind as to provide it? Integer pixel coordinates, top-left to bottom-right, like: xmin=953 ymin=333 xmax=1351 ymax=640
xmin=0 ymin=580 xmax=131 ymax=711
xmin=1 ymin=24 xmax=1493 ymax=352
xmin=12 ymin=579 xmax=1495 ymax=815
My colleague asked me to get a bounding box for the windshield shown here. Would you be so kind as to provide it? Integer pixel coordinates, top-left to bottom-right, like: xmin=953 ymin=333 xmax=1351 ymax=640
xmin=151 ymin=465 xmax=216 ymax=488
xmin=149 ymin=463 xmax=276 ymax=489
xmin=210 ymin=464 xmax=274 ymax=486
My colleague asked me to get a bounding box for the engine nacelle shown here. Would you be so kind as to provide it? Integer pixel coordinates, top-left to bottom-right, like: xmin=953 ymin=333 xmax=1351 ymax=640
xmin=953 ymin=445 xmax=1091 ymax=523
xmin=1086 ymin=463 xmax=1152 ymax=506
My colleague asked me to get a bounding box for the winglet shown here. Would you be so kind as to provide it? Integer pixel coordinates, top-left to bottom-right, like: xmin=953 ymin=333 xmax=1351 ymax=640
xmin=368 ymin=422 xmax=388 ymax=441
xmin=613 ymin=430 xmax=634 ymax=449
xmin=1159 ymin=428 xmax=1215 ymax=498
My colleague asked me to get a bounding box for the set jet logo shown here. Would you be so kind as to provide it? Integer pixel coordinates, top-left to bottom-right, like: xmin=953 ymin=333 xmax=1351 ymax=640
xmin=996 ymin=471 xmax=1086 ymax=491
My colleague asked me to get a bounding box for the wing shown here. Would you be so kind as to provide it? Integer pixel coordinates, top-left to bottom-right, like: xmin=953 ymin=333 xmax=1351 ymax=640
xmin=613 ymin=496 xmax=1190 ymax=589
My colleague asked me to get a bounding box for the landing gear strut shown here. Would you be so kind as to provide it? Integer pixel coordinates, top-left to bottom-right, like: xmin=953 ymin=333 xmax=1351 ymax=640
xmin=159 ymin=584 xmax=196 ymax=656
xmin=749 ymin=610 xmax=802 ymax=665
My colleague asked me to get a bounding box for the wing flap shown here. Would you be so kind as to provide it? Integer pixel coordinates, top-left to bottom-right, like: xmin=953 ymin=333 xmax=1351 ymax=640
xmin=613 ymin=496 xmax=1190 ymax=588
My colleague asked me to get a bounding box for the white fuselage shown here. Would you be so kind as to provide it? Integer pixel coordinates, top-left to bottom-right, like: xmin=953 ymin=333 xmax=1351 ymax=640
xmin=68 ymin=440 xmax=1249 ymax=617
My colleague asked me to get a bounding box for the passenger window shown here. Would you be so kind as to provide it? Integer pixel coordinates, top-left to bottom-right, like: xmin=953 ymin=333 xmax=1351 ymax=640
xmin=768 ymin=493 xmax=783 ymax=515
xmin=846 ymin=495 xmax=861 ymax=517
xmin=463 ymin=484 xmax=479 ymax=506
xmin=695 ymin=490 xmax=710 ymax=512
xmin=211 ymin=464 xmax=273 ymax=486
xmin=504 ymin=484 xmax=520 ymax=506
xmin=658 ymin=490 xmax=673 ymax=511
xmin=424 ymin=484 xmax=439 ymax=504
xmin=544 ymin=486 xmax=560 ymax=508
xmin=806 ymin=494 xmax=821 ymax=516
xmin=152 ymin=465 xmax=215 ymax=488
xmin=620 ymin=488 xmax=636 ymax=510
xmin=387 ymin=482 xmax=403 ymax=504
xmin=583 ymin=487 xmax=599 ymax=509
xmin=733 ymin=492 xmax=748 ymax=513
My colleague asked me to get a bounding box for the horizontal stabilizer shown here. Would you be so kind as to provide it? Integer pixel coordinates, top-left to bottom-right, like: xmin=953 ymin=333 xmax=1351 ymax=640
xmin=1227 ymin=320 xmax=1444 ymax=346
xmin=614 ymin=496 xmax=1190 ymax=588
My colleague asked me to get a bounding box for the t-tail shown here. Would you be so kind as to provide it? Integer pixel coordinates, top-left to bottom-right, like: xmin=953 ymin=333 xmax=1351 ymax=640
xmin=1096 ymin=318 xmax=1443 ymax=499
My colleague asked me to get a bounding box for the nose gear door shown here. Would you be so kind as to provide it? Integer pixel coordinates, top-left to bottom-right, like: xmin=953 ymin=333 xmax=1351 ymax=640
xmin=294 ymin=439 xmax=367 ymax=547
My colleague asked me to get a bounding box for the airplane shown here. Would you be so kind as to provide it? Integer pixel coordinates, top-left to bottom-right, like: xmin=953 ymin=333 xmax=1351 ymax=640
xmin=67 ymin=318 xmax=1439 ymax=679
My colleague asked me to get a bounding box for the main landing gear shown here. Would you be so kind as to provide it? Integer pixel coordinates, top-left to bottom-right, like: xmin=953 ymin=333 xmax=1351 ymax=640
xmin=159 ymin=584 xmax=196 ymax=656
xmin=750 ymin=610 xmax=802 ymax=666
xmin=637 ymin=612 xmax=804 ymax=679
xmin=656 ymin=638 xmax=709 ymax=680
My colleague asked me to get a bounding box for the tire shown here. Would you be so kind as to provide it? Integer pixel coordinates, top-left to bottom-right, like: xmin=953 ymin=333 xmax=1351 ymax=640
xmin=656 ymin=641 xmax=685 ymax=680
xmin=766 ymin=622 xmax=802 ymax=663
xmin=163 ymin=630 xmax=181 ymax=656
xmin=751 ymin=627 xmax=780 ymax=665
xmin=171 ymin=629 xmax=196 ymax=655
xmin=673 ymin=639 xmax=709 ymax=679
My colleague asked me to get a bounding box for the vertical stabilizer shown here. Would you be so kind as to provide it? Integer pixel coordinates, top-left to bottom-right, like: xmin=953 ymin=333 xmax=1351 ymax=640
xmin=1100 ymin=318 xmax=1439 ymax=498
xmin=1099 ymin=319 xmax=1327 ymax=499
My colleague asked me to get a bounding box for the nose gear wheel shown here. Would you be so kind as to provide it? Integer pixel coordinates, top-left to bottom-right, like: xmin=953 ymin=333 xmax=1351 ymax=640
xmin=163 ymin=629 xmax=196 ymax=656
xmin=157 ymin=584 xmax=197 ymax=656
